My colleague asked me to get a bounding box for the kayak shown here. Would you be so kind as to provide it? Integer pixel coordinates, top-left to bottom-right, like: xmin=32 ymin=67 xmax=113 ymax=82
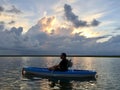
xmin=22 ymin=67 xmax=97 ymax=79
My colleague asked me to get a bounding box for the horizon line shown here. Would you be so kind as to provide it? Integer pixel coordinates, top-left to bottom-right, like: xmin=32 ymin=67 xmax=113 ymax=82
xmin=0 ymin=55 xmax=120 ymax=57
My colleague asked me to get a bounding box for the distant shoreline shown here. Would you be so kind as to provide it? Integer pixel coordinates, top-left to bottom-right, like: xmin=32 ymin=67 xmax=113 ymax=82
xmin=0 ymin=55 xmax=120 ymax=57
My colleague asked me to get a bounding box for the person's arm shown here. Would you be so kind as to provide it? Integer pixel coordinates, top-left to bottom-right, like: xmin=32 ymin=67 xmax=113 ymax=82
xmin=48 ymin=64 xmax=60 ymax=70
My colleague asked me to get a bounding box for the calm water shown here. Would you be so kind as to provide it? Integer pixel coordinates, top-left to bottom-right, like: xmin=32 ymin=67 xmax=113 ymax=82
xmin=0 ymin=57 xmax=120 ymax=90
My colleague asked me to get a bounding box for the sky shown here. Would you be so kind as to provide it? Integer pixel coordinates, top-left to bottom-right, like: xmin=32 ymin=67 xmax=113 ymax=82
xmin=0 ymin=0 xmax=120 ymax=55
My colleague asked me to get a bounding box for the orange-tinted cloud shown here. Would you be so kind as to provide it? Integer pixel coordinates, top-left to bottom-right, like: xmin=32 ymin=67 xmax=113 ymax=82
xmin=38 ymin=16 xmax=56 ymax=34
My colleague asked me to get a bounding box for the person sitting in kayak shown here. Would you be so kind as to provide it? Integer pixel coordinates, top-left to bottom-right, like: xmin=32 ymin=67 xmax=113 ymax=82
xmin=48 ymin=53 xmax=69 ymax=71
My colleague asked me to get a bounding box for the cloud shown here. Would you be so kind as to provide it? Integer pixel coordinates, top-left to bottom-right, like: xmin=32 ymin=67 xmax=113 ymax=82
xmin=64 ymin=4 xmax=87 ymax=28
xmin=0 ymin=21 xmax=5 ymax=25
xmin=91 ymin=19 xmax=100 ymax=26
xmin=0 ymin=6 xmax=4 ymax=12
xmin=8 ymin=20 xmax=15 ymax=25
xmin=0 ymin=6 xmax=30 ymax=33
xmin=38 ymin=16 xmax=56 ymax=33
xmin=64 ymin=4 xmax=100 ymax=28
xmin=6 ymin=5 xmax=22 ymax=14
xmin=0 ymin=27 xmax=21 ymax=48
xmin=0 ymin=18 xmax=120 ymax=55
xmin=0 ymin=3 xmax=120 ymax=55
xmin=0 ymin=21 xmax=5 ymax=31
xmin=0 ymin=5 xmax=22 ymax=14
xmin=95 ymin=35 xmax=120 ymax=55
xmin=115 ymin=27 xmax=120 ymax=30
xmin=20 ymin=16 xmax=120 ymax=55
xmin=27 ymin=15 xmax=73 ymax=36
xmin=9 ymin=27 xmax=23 ymax=36
xmin=0 ymin=24 xmax=4 ymax=31
xmin=0 ymin=26 xmax=39 ymax=54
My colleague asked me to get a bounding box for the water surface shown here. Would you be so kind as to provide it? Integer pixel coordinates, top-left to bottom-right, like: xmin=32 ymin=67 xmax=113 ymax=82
xmin=0 ymin=57 xmax=120 ymax=90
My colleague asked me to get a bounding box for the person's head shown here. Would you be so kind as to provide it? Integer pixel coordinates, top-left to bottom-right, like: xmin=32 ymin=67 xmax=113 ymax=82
xmin=60 ymin=53 xmax=67 ymax=59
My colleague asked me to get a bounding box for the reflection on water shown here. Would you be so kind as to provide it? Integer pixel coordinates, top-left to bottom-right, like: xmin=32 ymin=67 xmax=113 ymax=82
xmin=0 ymin=57 xmax=120 ymax=90
xmin=49 ymin=79 xmax=73 ymax=90
xmin=21 ymin=77 xmax=97 ymax=90
xmin=72 ymin=57 xmax=96 ymax=70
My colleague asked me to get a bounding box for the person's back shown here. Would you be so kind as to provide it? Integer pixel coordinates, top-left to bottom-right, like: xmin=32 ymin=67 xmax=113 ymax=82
xmin=59 ymin=58 xmax=68 ymax=71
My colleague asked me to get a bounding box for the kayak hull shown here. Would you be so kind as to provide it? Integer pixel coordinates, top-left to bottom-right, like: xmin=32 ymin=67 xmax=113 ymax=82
xmin=22 ymin=67 xmax=97 ymax=79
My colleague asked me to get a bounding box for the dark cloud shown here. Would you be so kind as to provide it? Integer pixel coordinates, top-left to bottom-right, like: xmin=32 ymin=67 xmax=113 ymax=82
xmin=0 ymin=24 xmax=4 ymax=31
xmin=0 ymin=21 xmax=5 ymax=24
xmin=0 ymin=6 xmax=4 ymax=12
xmin=8 ymin=20 xmax=15 ymax=25
xmin=64 ymin=4 xmax=100 ymax=28
xmin=0 ymin=21 xmax=5 ymax=31
xmin=9 ymin=27 xmax=23 ymax=36
xmin=115 ymin=27 xmax=120 ymax=30
xmin=64 ymin=4 xmax=87 ymax=28
xmin=91 ymin=19 xmax=100 ymax=26
xmin=6 ymin=5 xmax=22 ymax=14
xmin=0 ymin=5 xmax=22 ymax=14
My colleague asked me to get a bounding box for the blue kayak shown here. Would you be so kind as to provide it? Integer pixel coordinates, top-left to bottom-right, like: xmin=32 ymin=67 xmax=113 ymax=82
xmin=22 ymin=67 xmax=97 ymax=79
